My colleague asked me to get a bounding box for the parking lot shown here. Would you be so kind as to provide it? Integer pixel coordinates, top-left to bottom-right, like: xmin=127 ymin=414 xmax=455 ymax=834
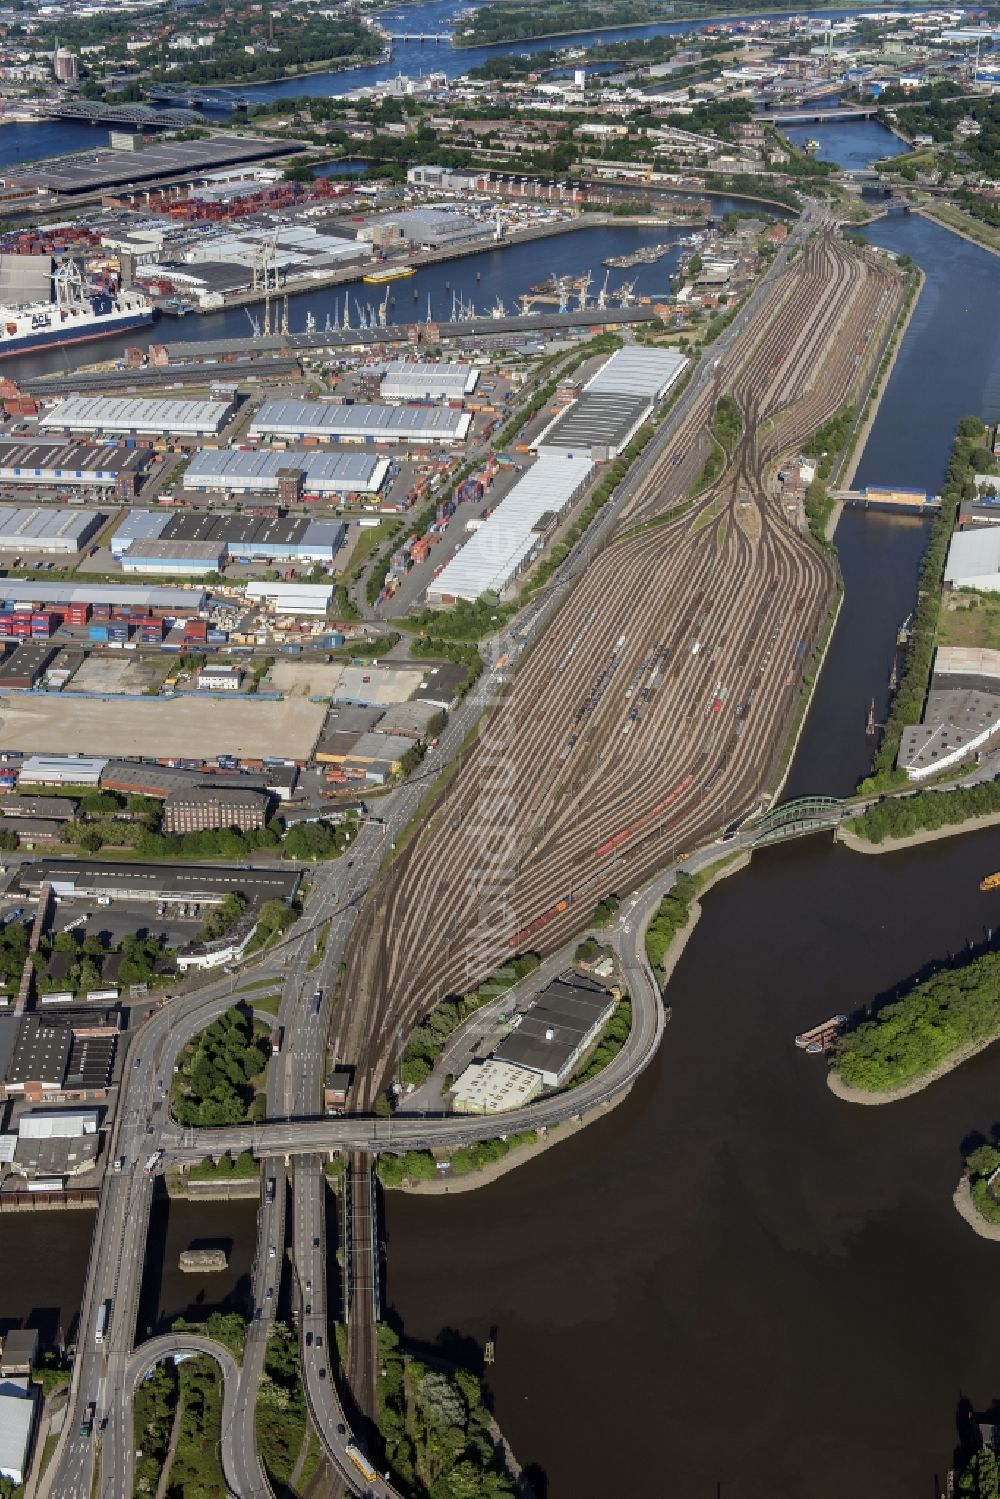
xmin=51 ymin=899 xmax=201 ymax=952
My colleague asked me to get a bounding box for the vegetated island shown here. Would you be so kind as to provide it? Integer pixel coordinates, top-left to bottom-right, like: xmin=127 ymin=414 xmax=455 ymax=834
xmin=954 ymin=1141 xmax=1000 ymax=1243
xmin=828 ymin=948 xmax=1000 ymax=1104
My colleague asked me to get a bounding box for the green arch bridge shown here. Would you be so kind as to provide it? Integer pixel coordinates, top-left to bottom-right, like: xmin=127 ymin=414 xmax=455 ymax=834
xmin=750 ymin=796 xmax=844 ymax=844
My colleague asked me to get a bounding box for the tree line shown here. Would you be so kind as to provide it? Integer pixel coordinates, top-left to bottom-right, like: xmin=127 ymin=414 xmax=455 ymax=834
xmin=832 ymin=948 xmax=1000 ymax=1092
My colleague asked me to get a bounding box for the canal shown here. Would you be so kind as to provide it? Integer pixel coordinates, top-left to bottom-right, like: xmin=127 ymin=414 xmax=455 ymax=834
xmin=382 ymin=216 xmax=1000 ymax=1498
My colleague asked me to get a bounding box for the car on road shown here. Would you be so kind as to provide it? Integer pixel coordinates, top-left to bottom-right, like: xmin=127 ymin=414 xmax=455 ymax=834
xmin=315 ymin=1334 xmax=322 ymax=1348
xmin=266 ymin=1287 xmax=273 ymax=1300
xmin=319 ymin=1368 xmax=326 ymax=1379
xmin=268 ymin=1245 xmax=275 ymax=1259
xmin=305 ymin=1331 xmax=312 ymax=1346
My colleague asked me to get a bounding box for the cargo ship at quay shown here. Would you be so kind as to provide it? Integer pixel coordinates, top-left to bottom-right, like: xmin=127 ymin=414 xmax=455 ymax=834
xmin=0 ymin=260 xmax=153 ymax=359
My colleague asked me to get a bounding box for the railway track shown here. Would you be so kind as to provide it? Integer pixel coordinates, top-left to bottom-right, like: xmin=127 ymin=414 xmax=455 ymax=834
xmin=334 ymin=229 xmax=903 ymax=1111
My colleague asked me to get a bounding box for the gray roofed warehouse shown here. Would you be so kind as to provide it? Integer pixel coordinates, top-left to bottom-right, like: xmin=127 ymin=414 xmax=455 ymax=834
xmin=379 ymin=361 xmax=479 ymax=401
xmin=182 ymin=449 xmax=390 ymax=496
xmin=40 ymin=395 xmax=235 ymax=437
xmin=0 ymin=505 xmax=103 ymax=553
xmin=493 ymin=973 xmax=617 ymax=1087
xmin=248 ymin=400 xmax=471 ymax=444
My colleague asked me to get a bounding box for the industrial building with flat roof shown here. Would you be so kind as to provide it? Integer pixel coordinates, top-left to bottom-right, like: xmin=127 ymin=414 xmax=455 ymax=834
xmin=450 ymin=1058 xmax=542 ymax=1114
xmin=586 ymin=344 xmax=688 ymax=400
xmin=0 ymin=505 xmax=104 ymax=555
xmin=121 ymin=538 xmax=225 ymax=576
xmin=18 ymin=754 xmax=107 ymax=787
xmin=426 ymin=452 xmax=594 ymax=603
xmin=537 ymin=344 xmax=689 ymax=461
xmin=112 ymin=509 xmax=347 ymax=570
xmin=494 ymin=972 xmax=617 ymax=1087
xmin=245 ymin=580 xmax=333 ymax=617
xmin=945 ymin=528 xmax=1000 ymax=592
xmin=40 ymin=395 xmax=236 ymax=438
xmin=537 ymin=390 xmax=651 ymax=460
xmin=0 ymin=441 xmax=151 ymax=491
xmin=0 ymin=582 xmax=206 ymax=612
xmin=0 ymin=644 xmax=57 ymax=691
xmin=18 ymin=857 xmax=300 ymax=908
xmin=0 ymin=1376 xmax=35 ymax=1486
xmin=182 ymin=449 xmax=390 ymax=497
xmin=248 ymin=400 xmax=472 ymax=445
xmin=379 ymin=360 xmax=479 ymax=401
xmin=897 ymin=645 xmax=1000 ymax=779
xmin=4 ymin=132 xmax=297 ymax=197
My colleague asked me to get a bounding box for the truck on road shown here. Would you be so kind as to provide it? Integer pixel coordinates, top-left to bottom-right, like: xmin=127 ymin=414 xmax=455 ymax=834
xmin=95 ymin=1299 xmax=111 ymax=1345
xmin=270 ymin=1026 xmax=283 ymax=1056
xmin=79 ymin=1401 xmax=96 ymax=1438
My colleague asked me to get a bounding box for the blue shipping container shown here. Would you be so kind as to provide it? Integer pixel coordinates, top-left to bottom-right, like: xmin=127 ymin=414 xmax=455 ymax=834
xmin=89 ymin=624 xmax=109 ymax=641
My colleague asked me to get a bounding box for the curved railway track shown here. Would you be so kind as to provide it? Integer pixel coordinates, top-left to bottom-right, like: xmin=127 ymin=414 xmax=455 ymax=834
xmin=334 ymin=230 xmax=903 ymax=1110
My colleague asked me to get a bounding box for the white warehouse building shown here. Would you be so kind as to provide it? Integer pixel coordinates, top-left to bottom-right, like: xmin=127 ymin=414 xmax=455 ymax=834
xmin=379 ymin=361 xmax=479 ymax=401
xmin=18 ymin=1110 xmax=99 ymax=1138
xmin=0 ymin=505 xmax=104 ymax=555
xmin=248 ymin=400 xmax=471 ymax=446
xmin=426 ymin=452 xmax=594 ymax=604
xmin=182 ymin=449 xmax=390 ymax=497
xmin=18 ymin=756 xmax=108 ymax=788
xmin=945 ymin=528 xmax=1000 ymax=592
xmin=40 ymin=396 xmax=236 ymax=438
xmin=245 ymin=581 xmax=334 ymax=617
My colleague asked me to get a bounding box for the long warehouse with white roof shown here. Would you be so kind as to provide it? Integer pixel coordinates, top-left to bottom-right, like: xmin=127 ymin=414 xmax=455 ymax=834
xmin=536 ymin=345 xmax=688 ymax=460
xmin=379 ymin=361 xmax=479 ymax=401
xmin=586 ymin=345 xmax=688 ymax=398
xmin=248 ymin=400 xmax=471 ymax=445
xmin=426 ymin=452 xmax=594 ymax=604
xmin=40 ymin=396 xmax=236 ymax=437
xmin=182 ymin=449 xmax=390 ymax=497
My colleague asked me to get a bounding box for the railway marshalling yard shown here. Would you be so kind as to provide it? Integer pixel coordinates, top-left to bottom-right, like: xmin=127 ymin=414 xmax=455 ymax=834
xmin=337 ymin=227 xmax=904 ymax=1109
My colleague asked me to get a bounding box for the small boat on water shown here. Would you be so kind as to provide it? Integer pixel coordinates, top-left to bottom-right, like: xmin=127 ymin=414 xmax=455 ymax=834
xmin=981 ymin=871 xmax=1000 ymax=891
xmin=795 ymin=1015 xmax=847 ymax=1053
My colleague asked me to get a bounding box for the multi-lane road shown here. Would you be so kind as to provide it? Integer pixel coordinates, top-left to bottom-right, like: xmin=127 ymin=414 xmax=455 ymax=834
xmin=41 ymin=209 xmax=909 ymax=1499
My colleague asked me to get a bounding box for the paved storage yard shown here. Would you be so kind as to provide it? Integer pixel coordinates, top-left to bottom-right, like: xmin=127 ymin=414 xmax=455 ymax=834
xmin=0 ymin=693 xmax=325 ymax=759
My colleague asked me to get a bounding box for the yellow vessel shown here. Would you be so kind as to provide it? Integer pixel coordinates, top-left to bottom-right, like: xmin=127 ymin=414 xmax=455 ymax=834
xmin=363 ymin=266 xmax=416 ymax=284
xmin=980 ymin=872 xmax=1000 ymax=891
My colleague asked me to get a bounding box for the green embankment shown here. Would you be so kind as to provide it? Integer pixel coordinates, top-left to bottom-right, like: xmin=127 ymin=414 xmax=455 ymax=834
xmin=256 ymin=1323 xmax=309 ymax=1491
xmin=862 ymin=415 xmax=988 ymax=791
xmin=644 ymin=874 xmax=698 ymax=972
xmin=132 ymin=1364 xmax=177 ymax=1497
